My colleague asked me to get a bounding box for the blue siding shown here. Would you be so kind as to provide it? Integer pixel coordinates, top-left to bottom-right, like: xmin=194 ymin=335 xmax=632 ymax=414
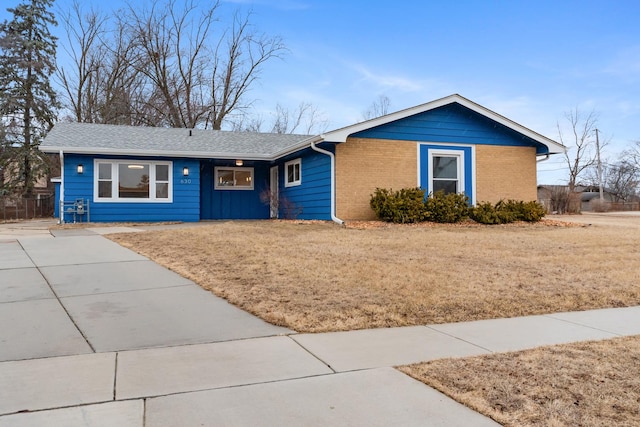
xmin=200 ymin=160 xmax=270 ymax=220
xmin=352 ymin=103 xmax=548 ymax=154
xmin=278 ymin=147 xmax=332 ymax=220
xmin=61 ymin=154 xmax=200 ymax=222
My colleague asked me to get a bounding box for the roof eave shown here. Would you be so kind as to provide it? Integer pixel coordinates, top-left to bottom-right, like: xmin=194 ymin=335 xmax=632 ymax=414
xmin=39 ymin=146 xmax=274 ymax=161
xmin=320 ymin=93 xmax=567 ymax=154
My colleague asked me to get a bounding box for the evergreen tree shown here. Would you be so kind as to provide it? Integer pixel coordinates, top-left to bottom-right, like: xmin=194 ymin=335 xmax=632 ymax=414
xmin=0 ymin=0 xmax=59 ymax=196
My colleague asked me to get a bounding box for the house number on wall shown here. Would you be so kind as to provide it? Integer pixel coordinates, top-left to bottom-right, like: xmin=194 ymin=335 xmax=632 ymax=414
xmin=180 ymin=179 xmax=192 ymax=184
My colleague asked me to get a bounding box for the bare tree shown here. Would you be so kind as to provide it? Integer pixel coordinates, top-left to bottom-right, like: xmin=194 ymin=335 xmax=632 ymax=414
xmin=57 ymin=2 xmax=151 ymax=125
xmin=231 ymin=102 xmax=328 ymax=134
xmin=557 ymin=108 xmax=600 ymax=192
xmin=269 ymin=102 xmax=328 ymax=134
xmin=362 ymin=95 xmax=391 ymax=120
xmin=583 ymin=159 xmax=639 ymax=202
xmin=57 ymin=0 xmax=286 ymax=130
xmin=205 ymin=10 xmax=286 ymax=130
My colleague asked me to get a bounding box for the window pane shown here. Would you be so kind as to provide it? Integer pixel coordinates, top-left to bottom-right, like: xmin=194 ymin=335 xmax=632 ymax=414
xmin=294 ymin=164 xmax=300 ymax=181
xmin=218 ymin=169 xmax=234 ymax=186
xmin=287 ymin=164 xmax=295 ymax=183
xmin=98 ymin=181 xmax=112 ymax=198
xmin=433 ymin=156 xmax=457 ymax=179
xmin=433 ymin=180 xmax=457 ymax=194
xmin=98 ymin=163 xmax=111 ymax=180
xmin=156 ymin=164 xmax=169 ymax=181
xmin=235 ymin=170 xmax=252 ymax=187
xmin=156 ymin=183 xmax=169 ymax=199
xmin=119 ymin=164 xmax=150 ymax=198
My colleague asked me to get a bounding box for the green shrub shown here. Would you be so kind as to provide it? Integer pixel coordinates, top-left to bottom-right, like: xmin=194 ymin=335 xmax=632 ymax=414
xmin=469 ymin=201 xmax=508 ymax=224
xmin=516 ymin=200 xmax=546 ymax=222
xmin=370 ymin=187 xmax=428 ymax=223
xmin=424 ymin=191 xmax=469 ymax=223
xmin=470 ymin=199 xmax=546 ymax=224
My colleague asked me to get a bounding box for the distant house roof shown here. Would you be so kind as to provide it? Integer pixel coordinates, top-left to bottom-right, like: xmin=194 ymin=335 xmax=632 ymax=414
xmin=40 ymin=122 xmax=315 ymax=160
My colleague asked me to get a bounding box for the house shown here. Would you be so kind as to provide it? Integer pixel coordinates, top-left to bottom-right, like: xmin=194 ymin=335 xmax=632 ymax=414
xmin=40 ymin=94 xmax=565 ymax=223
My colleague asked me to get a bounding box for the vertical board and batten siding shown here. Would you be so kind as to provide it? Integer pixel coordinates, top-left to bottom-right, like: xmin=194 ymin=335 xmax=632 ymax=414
xmin=61 ymin=154 xmax=200 ymax=222
xmin=278 ymin=147 xmax=332 ymax=220
xmin=199 ymin=160 xmax=271 ymax=220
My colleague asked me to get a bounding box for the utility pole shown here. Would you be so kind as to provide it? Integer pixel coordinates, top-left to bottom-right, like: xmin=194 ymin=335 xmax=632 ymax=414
xmin=595 ymin=128 xmax=604 ymax=202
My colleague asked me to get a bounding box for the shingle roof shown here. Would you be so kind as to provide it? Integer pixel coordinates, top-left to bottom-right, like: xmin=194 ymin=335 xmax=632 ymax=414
xmin=40 ymin=122 xmax=316 ymax=160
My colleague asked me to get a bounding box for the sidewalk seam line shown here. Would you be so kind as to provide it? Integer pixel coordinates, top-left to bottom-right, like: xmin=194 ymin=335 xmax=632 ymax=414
xmin=423 ymin=325 xmax=494 ymax=353
xmin=286 ymin=335 xmax=337 ymax=373
xmin=542 ymin=314 xmax=624 ymax=337
xmin=113 ymin=353 xmax=118 ymax=401
xmin=17 ymin=240 xmax=96 ymax=353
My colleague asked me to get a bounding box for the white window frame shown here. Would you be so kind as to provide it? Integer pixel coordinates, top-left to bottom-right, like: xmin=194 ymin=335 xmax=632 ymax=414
xmin=284 ymin=158 xmax=302 ymax=187
xmin=214 ymin=167 xmax=254 ymax=190
xmin=427 ymin=149 xmax=465 ymax=196
xmin=93 ymin=159 xmax=173 ymax=203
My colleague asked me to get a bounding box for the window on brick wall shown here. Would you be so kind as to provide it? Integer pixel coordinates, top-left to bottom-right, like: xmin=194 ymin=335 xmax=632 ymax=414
xmin=428 ymin=150 xmax=464 ymax=195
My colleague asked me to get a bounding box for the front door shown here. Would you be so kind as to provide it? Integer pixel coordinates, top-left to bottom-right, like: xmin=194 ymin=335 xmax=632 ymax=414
xmin=269 ymin=166 xmax=279 ymax=218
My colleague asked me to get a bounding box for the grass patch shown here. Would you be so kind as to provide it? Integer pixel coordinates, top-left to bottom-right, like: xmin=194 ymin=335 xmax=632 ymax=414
xmin=108 ymin=216 xmax=640 ymax=333
xmin=399 ymin=335 xmax=640 ymax=426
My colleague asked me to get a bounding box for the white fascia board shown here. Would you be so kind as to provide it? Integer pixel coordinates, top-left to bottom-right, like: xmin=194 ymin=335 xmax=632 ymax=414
xmin=320 ymin=94 xmax=566 ymax=155
xmin=270 ymin=135 xmax=324 ymax=159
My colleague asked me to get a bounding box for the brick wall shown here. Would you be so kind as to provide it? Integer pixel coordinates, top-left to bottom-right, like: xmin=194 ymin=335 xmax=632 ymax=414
xmin=475 ymin=145 xmax=537 ymax=202
xmin=335 ymin=138 xmax=418 ymax=220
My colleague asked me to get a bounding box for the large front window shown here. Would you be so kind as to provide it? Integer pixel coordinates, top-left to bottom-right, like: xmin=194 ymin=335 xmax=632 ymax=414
xmin=94 ymin=160 xmax=172 ymax=202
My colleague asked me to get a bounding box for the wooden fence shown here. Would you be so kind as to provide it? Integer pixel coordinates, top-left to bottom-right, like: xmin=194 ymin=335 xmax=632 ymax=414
xmin=0 ymin=194 xmax=55 ymax=221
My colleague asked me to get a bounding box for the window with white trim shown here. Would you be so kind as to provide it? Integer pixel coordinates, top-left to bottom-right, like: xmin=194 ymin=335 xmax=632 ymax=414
xmin=428 ymin=150 xmax=464 ymax=195
xmin=284 ymin=159 xmax=301 ymax=187
xmin=94 ymin=160 xmax=173 ymax=202
xmin=214 ymin=167 xmax=254 ymax=190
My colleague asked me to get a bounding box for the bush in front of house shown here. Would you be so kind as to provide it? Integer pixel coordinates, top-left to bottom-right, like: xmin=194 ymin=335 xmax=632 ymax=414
xmin=469 ymin=201 xmax=511 ymax=224
xmin=370 ymin=188 xmax=545 ymax=224
xmin=470 ymin=200 xmax=546 ymax=224
xmin=370 ymin=187 xmax=428 ymax=223
xmin=370 ymin=188 xmax=469 ymax=224
xmin=424 ymin=191 xmax=470 ymax=223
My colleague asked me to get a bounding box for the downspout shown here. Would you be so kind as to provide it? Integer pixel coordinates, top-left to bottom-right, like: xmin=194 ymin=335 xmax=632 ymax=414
xmin=59 ymin=150 xmax=65 ymax=224
xmin=310 ymin=140 xmax=344 ymax=225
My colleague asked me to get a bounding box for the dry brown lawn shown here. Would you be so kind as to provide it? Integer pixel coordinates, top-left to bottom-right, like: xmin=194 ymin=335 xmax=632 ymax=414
xmin=400 ymin=335 xmax=640 ymax=426
xmin=108 ymin=214 xmax=640 ymax=333
xmin=107 ymin=213 xmax=640 ymax=425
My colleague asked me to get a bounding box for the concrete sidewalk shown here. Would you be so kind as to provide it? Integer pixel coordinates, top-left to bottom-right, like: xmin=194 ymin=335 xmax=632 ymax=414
xmin=1 ymin=225 xmax=639 ymax=426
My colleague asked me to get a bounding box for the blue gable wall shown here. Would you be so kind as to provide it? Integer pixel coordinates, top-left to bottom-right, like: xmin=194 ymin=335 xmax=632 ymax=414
xmin=278 ymin=146 xmax=332 ymax=220
xmin=352 ymin=103 xmax=548 ymax=154
xmin=61 ymin=154 xmax=200 ymax=222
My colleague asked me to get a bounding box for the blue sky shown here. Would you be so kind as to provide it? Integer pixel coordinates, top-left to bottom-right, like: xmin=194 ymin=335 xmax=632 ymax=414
xmin=2 ymin=0 xmax=640 ymax=184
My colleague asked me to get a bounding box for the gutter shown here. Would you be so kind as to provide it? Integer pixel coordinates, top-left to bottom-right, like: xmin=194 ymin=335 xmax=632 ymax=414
xmin=536 ymin=154 xmax=550 ymax=162
xmin=59 ymin=150 xmax=65 ymax=224
xmin=310 ymin=140 xmax=344 ymax=225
